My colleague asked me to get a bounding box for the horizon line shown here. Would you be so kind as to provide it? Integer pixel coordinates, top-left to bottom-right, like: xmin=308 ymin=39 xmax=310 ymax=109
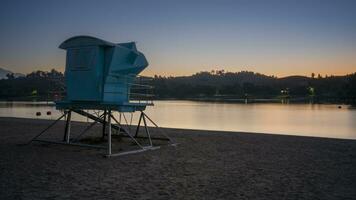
xmin=1 ymin=66 xmax=355 ymax=79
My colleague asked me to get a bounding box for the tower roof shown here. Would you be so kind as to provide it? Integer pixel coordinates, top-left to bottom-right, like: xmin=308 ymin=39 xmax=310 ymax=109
xmin=59 ymin=35 xmax=115 ymax=49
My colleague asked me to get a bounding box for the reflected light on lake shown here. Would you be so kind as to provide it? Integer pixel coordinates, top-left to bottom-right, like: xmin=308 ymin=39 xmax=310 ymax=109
xmin=0 ymin=101 xmax=355 ymax=140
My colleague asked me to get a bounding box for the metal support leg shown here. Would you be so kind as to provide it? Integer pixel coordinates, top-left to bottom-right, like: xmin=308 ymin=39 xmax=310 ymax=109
xmin=135 ymin=112 xmax=142 ymax=137
xmin=71 ymin=115 xmax=101 ymax=142
xmin=107 ymin=110 xmax=112 ymax=156
xmin=110 ymin=114 xmax=143 ymax=148
xmin=142 ymin=112 xmax=175 ymax=144
xmin=72 ymin=109 xmax=123 ymax=132
xmin=122 ymin=113 xmax=132 ymax=133
xmin=142 ymin=113 xmax=153 ymax=146
xmin=134 ymin=112 xmax=143 ymax=137
xmin=63 ymin=112 xmax=68 ymax=141
xmin=30 ymin=109 xmax=172 ymax=157
xmin=102 ymin=110 xmax=107 ymax=139
xmin=28 ymin=112 xmax=67 ymax=144
xmin=106 ymin=113 xmax=160 ymax=157
xmin=64 ymin=110 xmax=72 ymax=143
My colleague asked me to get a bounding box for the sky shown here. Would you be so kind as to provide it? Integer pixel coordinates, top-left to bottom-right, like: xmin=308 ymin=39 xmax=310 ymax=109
xmin=0 ymin=0 xmax=355 ymax=77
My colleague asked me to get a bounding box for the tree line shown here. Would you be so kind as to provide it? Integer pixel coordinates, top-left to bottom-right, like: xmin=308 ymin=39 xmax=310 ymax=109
xmin=153 ymin=70 xmax=356 ymax=103
xmin=0 ymin=69 xmax=64 ymax=100
xmin=1 ymin=69 xmax=355 ymax=104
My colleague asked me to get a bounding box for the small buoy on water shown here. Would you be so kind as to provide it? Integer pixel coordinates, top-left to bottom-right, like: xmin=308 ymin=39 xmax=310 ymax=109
xmin=338 ymin=106 xmax=342 ymax=109
xmin=36 ymin=112 xmax=41 ymax=116
xmin=46 ymin=111 xmax=51 ymax=115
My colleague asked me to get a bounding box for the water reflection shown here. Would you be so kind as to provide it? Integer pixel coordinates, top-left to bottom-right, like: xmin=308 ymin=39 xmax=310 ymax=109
xmin=0 ymin=101 xmax=355 ymax=140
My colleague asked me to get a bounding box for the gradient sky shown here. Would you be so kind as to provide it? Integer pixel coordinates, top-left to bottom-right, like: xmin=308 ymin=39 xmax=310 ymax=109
xmin=0 ymin=0 xmax=355 ymax=77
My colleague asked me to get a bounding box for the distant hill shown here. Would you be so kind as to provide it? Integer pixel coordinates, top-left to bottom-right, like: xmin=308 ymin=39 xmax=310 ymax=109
xmin=0 ymin=67 xmax=24 ymax=79
xmin=152 ymin=70 xmax=356 ymax=103
xmin=0 ymin=68 xmax=354 ymax=104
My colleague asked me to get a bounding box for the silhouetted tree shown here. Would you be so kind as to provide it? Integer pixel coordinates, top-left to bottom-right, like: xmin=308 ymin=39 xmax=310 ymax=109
xmin=6 ymin=73 xmax=15 ymax=80
xmin=0 ymin=69 xmax=355 ymax=103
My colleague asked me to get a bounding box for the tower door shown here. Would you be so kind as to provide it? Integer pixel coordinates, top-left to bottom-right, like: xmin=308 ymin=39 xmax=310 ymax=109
xmin=65 ymin=47 xmax=103 ymax=101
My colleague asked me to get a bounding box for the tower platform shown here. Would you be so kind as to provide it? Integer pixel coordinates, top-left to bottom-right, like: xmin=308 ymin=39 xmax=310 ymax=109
xmin=56 ymin=101 xmax=153 ymax=112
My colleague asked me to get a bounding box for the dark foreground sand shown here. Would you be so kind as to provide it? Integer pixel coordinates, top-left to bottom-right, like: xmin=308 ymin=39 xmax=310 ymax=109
xmin=0 ymin=117 xmax=355 ymax=200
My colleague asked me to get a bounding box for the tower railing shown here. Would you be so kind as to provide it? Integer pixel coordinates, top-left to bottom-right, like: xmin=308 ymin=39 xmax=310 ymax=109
xmin=49 ymin=74 xmax=154 ymax=105
xmin=108 ymin=73 xmax=154 ymax=105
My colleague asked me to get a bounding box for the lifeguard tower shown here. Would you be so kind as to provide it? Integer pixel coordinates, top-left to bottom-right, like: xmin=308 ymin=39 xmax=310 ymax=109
xmin=30 ymin=36 xmax=174 ymax=156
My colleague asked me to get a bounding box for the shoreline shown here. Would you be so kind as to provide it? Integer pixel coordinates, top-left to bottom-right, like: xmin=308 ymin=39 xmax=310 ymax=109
xmin=0 ymin=99 xmax=355 ymax=106
xmin=2 ymin=116 xmax=356 ymax=142
xmin=1 ymin=117 xmax=356 ymax=199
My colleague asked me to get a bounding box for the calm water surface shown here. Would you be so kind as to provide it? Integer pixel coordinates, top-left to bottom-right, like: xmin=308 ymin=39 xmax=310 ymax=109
xmin=0 ymin=101 xmax=355 ymax=140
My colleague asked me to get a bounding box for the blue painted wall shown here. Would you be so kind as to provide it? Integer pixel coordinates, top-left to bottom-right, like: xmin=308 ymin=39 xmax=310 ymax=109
xmin=59 ymin=36 xmax=148 ymax=104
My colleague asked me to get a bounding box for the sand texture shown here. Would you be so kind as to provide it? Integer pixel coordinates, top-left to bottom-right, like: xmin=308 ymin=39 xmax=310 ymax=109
xmin=0 ymin=117 xmax=356 ymax=200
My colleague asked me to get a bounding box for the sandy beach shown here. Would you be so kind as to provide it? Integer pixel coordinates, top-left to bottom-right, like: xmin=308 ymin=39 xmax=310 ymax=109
xmin=0 ymin=117 xmax=355 ymax=199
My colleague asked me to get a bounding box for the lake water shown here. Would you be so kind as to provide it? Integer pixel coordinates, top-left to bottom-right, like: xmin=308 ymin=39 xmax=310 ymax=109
xmin=0 ymin=101 xmax=355 ymax=140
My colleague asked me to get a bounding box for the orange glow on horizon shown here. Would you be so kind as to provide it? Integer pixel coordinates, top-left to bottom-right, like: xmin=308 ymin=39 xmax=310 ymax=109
xmin=141 ymin=65 xmax=356 ymax=78
xmin=20 ymin=64 xmax=355 ymax=78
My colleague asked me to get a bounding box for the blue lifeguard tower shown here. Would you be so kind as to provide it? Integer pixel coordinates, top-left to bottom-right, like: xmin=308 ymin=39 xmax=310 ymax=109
xmin=30 ymin=36 xmax=173 ymax=156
